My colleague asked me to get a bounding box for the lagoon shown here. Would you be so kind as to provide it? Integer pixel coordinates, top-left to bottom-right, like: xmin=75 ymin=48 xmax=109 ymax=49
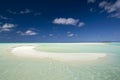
xmin=0 ymin=43 xmax=120 ymax=80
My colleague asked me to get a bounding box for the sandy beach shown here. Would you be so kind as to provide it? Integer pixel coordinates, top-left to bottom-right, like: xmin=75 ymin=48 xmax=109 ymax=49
xmin=11 ymin=45 xmax=107 ymax=62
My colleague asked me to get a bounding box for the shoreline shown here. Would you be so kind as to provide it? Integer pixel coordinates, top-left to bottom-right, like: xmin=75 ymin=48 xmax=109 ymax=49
xmin=11 ymin=45 xmax=107 ymax=62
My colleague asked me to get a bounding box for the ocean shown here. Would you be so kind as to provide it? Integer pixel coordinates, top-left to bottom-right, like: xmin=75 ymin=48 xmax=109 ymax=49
xmin=0 ymin=43 xmax=120 ymax=80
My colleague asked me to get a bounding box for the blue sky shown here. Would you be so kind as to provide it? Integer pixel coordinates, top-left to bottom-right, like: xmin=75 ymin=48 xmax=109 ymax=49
xmin=0 ymin=0 xmax=120 ymax=42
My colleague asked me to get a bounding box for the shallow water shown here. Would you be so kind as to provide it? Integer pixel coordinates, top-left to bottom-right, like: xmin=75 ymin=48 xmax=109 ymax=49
xmin=0 ymin=43 xmax=120 ymax=80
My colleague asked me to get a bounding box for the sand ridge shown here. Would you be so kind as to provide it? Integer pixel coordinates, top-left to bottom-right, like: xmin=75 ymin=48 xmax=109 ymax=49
xmin=11 ymin=45 xmax=107 ymax=62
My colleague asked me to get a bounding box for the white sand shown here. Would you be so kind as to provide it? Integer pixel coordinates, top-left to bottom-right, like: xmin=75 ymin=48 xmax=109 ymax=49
xmin=11 ymin=46 xmax=107 ymax=62
xmin=70 ymin=43 xmax=105 ymax=45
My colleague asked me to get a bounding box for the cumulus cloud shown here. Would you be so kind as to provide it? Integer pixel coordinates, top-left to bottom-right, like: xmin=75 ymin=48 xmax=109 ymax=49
xmin=20 ymin=9 xmax=32 ymax=14
xmin=53 ymin=18 xmax=85 ymax=27
xmin=0 ymin=23 xmax=16 ymax=32
xmin=88 ymin=0 xmax=96 ymax=3
xmin=67 ymin=32 xmax=74 ymax=37
xmin=99 ymin=0 xmax=120 ymax=18
xmin=53 ymin=18 xmax=79 ymax=26
xmin=78 ymin=22 xmax=85 ymax=27
xmin=17 ymin=30 xmax=38 ymax=36
xmin=68 ymin=33 xmax=74 ymax=37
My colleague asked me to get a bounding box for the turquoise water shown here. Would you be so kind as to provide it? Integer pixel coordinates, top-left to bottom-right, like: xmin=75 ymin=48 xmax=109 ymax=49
xmin=0 ymin=43 xmax=120 ymax=80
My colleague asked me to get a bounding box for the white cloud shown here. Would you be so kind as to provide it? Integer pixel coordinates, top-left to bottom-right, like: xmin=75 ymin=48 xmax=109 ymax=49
xmin=68 ymin=33 xmax=74 ymax=37
xmin=7 ymin=10 xmax=17 ymax=14
xmin=20 ymin=9 xmax=32 ymax=14
xmin=110 ymin=13 xmax=120 ymax=18
xmin=53 ymin=18 xmax=85 ymax=27
xmin=49 ymin=34 xmax=53 ymax=37
xmin=88 ymin=0 xmax=96 ymax=3
xmin=0 ymin=23 xmax=16 ymax=32
xmin=99 ymin=0 xmax=120 ymax=18
xmin=99 ymin=1 xmax=107 ymax=8
xmin=7 ymin=9 xmax=32 ymax=15
xmin=7 ymin=9 xmax=42 ymax=17
xmin=89 ymin=8 xmax=96 ymax=12
xmin=67 ymin=32 xmax=74 ymax=37
xmin=53 ymin=18 xmax=79 ymax=26
xmin=17 ymin=30 xmax=38 ymax=36
xmin=0 ymin=15 xmax=11 ymax=20
xmin=78 ymin=22 xmax=85 ymax=27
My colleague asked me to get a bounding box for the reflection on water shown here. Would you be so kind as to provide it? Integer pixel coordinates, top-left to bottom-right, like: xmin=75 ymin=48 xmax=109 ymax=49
xmin=0 ymin=43 xmax=120 ymax=80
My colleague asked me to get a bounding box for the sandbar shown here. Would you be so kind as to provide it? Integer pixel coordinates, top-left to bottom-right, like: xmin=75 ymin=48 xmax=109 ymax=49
xmin=11 ymin=46 xmax=107 ymax=62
